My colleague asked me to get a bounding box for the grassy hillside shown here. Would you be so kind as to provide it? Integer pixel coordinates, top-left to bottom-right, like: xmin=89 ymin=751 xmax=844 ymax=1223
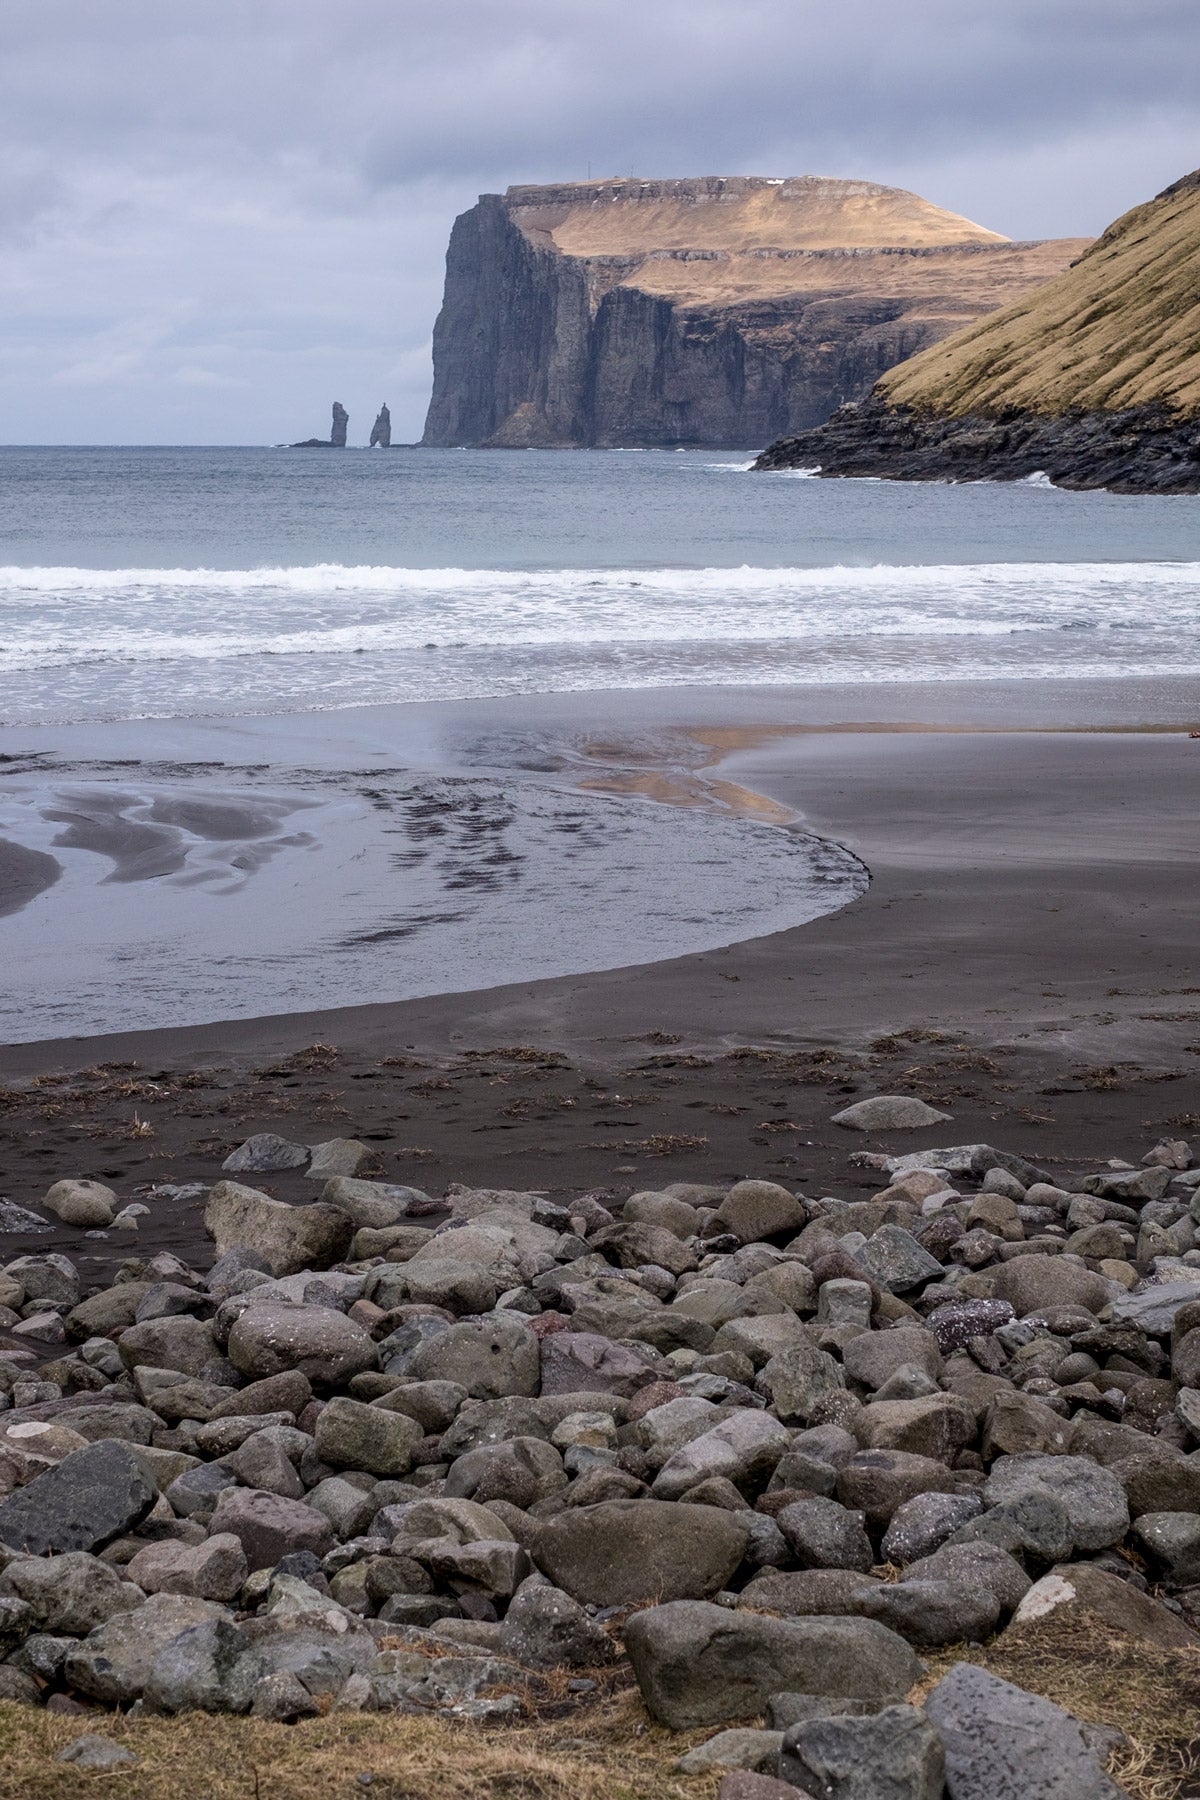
xmin=878 ymin=170 xmax=1200 ymax=418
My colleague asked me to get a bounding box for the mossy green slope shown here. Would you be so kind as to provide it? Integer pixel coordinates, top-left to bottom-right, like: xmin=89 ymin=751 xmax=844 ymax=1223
xmin=879 ymin=170 xmax=1200 ymax=419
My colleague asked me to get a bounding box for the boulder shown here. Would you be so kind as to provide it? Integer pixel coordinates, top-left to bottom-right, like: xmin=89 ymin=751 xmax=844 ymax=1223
xmin=832 ymin=1098 xmax=951 ymax=1132
xmin=66 ymin=1594 xmax=230 ymax=1705
xmin=779 ymin=1704 xmax=945 ymax=1799
xmin=540 ymin=1331 xmax=662 ymax=1398
xmin=306 ymin=1138 xmax=371 ymax=1179
xmin=881 ymin=1493 xmax=984 ymax=1565
xmin=222 ymin=1135 xmax=309 ymax=1175
xmin=757 ymin=1343 xmax=846 ymax=1424
xmin=124 ymin=1535 xmax=248 ymax=1603
xmin=41 ymin=1180 xmax=117 ymax=1227
xmin=3 ymin=1552 xmax=143 ymax=1635
xmin=0 ymin=1440 xmax=156 ymax=1555
xmin=842 ymin=1328 xmax=943 ymax=1391
xmin=737 ymin=1568 xmax=878 ymax=1618
xmin=1012 ymin=1563 xmax=1198 ymax=1649
xmin=837 ymin=1450 xmax=964 ymax=1527
xmin=652 ymin=1410 xmax=791 ymax=1501
xmin=226 ymin=1303 xmax=377 ymax=1388
xmin=860 ymin=1579 xmax=1001 ymax=1648
xmin=370 ymin=1258 xmax=497 ymax=1317
xmin=713 ymin=1181 xmax=807 ymax=1244
xmin=314 ymin=1397 xmax=423 ymax=1477
xmin=853 ymin=1227 xmax=944 ymax=1295
xmin=204 ymin=1182 xmax=351 ymax=1276
xmin=208 ymin=1488 xmax=334 ymax=1571
xmin=713 ymin=1313 xmax=811 ymax=1368
xmin=445 ymin=1437 xmax=566 ymax=1509
xmin=902 ymin=1541 xmax=1031 ymax=1614
xmin=499 ymin=1583 xmax=616 ymax=1669
xmin=991 ymin=1255 xmax=1112 ymax=1319
xmin=776 ymin=1498 xmax=873 ymax=1572
xmin=534 ymin=1499 xmax=748 ymax=1606
xmin=321 ymin=1177 xmax=421 ymax=1229
xmin=209 ymin=1371 xmax=312 ymax=1420
xmin=925 ymin=1299 xmax=1014 ymax=1354
xmin=853 ymin=1395 xmax=975 ymax=1463
xmin=1131 ymin=1512 xmax=1200 ymax=1585
xmin=405 ymin=1315 xmax=540 ymax=1398
xmin=117 ymin=1315 xmax=228 ymax=1382
xmin=624 ymin=1601 xmax=922 ymax=1730
xmin=142 ymin=1615 xmax=265 ymax=1714
xmin=925 ymin=1661 xmax=1126 ymax=1800
xmin=983 ymin=1455 xmax=1129 ymax=1553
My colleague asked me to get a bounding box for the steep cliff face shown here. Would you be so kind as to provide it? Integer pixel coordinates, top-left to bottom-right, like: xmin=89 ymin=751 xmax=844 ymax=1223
xmin=421 ymin=176 xmax=1086 ymax=449
xmin=754 ymin=169 xmax=1200 ymax=493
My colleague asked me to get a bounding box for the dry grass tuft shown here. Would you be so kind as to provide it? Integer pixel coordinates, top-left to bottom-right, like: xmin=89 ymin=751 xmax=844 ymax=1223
xmin=1 ymin=1616 xmax=1199 ymax=1799
xmin=0 ymin=1693 xmax=707 ymax=1800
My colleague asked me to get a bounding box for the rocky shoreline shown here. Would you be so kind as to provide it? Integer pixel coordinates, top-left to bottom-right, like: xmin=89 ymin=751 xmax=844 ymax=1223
xmin=0 ymin=1109 xmax=1197 ymax=1793
xmin=753 ymin=397 xmax=1200 ymax=494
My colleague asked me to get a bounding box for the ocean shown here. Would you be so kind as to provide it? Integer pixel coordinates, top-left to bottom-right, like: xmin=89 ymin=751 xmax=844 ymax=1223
xmin=1 ymin=446 xmax=1198 ymax=728
xmin=0 ymin=446 xmax=1196 ymax=1042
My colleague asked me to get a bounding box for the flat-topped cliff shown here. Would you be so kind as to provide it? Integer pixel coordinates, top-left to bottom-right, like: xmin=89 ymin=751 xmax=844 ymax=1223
xmin=421 ymin=176 xmax=1086 ymax=449
xmin=754 ymin=169 xmax=1200 ymax=492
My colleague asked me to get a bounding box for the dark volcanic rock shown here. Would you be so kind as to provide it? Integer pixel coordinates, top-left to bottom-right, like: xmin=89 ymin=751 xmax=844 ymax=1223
xmin=753 ymin=395 xmax=1200 ymax=495
xmin=369 ymin=403 xmax=392 ymax=448
xmin=0 ymin=1441 xmax=156 ymax=1555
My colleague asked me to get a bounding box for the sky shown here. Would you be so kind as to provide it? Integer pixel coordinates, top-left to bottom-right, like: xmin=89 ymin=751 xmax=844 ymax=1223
xmin=1 ymin=0 xmax=1197 ymax=445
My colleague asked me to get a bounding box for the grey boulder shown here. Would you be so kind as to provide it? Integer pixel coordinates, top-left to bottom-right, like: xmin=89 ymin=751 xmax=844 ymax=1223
xmin=499 ymin=1583 xmax=617 ymax=1669
xmin=406 ymin=1315 xmax=540 ymax=1399
xmin=534 ymin=1499 xmax=749 ymax=1606
xmin=983 ymin=1455 xmax=1129 ymax=1553
xmin=832 ymin=1098 xmax=951 ymax=1132
xmin=0 ymin=1440 xmax=156 ymax=1556
xmin=226 ymin=1302 xmax=377 ymax=1387
xmin=624 ymin=1600 xmax=923 ymax=1730
xmin=222 ymin=1135 xmax=310 ymax=1175
xmin=779 ymin=1704 xmax=945 ymax=1799
xmin=204 ymin=1181 xmax=351 ymax=1276
xmin=66 ymin=1594 xmax=231 ymax=1705
xmin=925 ymin=1661 xmax=1126 ymax=1799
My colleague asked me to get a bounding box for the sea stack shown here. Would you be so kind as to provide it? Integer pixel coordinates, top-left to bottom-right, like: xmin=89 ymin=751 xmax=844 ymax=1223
xmin=754 ymin=167 xmax=1200 ymax=493
xmin=291 ymin=401 xmax=350 ymax=448
xmin=420 ymin=175 xmax=1086 ymax=449
xmin=369 ymin=403 xmax=392 ymax=448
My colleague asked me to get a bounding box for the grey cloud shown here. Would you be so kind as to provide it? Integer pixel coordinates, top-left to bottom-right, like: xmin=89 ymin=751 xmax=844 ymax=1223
xmin=0 ymin=0 xmax=1197 ymax=442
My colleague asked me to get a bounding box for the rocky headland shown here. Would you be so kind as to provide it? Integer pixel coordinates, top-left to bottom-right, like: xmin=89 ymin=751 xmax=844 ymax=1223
xmin=0 ymin=1077 xmax=1196 ymax=1793
xmin=420 ymin=176 xmax=1085 ymax=449
xmin=755 ymin=170 xmax=1200 ymax=494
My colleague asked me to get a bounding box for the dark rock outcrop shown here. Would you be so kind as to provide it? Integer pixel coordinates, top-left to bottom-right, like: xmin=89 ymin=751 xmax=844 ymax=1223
xmin=292 ymin=402 xmax=348 ymax=449
xmin=369 ymin=404 xmax=391 ymax=448
xmin=421 ymin=177 xmax=1085 ymax=449
xmin=754 ymin=396 xmax=1200 ymax=494
xmin=754 ymin=167 xmax=1200 ymax=494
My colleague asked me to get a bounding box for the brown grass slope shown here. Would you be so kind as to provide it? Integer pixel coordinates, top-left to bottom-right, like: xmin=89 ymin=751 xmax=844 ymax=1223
xmin=878 ymin=168 xmax=1200 ymax=419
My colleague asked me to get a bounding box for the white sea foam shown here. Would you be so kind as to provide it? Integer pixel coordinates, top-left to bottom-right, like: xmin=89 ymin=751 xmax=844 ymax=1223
xmin=2 ymin=559 xmax=1198 ymax=724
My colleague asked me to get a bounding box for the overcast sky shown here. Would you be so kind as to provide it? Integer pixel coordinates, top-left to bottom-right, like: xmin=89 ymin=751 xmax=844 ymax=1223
xmin=1 ymin=0 xmax=1197 ymax=445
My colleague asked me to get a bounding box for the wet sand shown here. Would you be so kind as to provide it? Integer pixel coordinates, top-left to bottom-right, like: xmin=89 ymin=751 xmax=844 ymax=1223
xmin=4 ymin=712 xmax=1191 ymax=1072
xmin=0 ymin=838 xmax=60 ymax=919
xmin=0 ymin=692 xmax=1196 ymax=1289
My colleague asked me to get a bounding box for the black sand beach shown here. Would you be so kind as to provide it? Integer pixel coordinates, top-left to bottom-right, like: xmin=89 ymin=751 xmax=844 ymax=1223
xmin=0 ymin=697 xmax=1196 ymax=1284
